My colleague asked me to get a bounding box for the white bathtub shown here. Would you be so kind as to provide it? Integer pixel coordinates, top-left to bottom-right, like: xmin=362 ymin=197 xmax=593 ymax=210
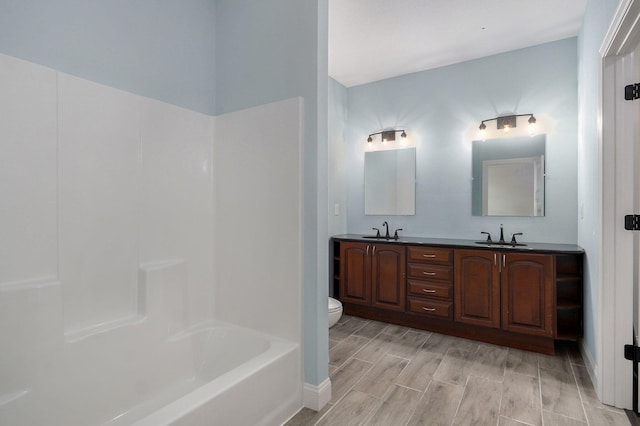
xmin=0 ymin=316 xmax=301 ymax=426
xmin=107 ymin=323 xmax=301 ymax=426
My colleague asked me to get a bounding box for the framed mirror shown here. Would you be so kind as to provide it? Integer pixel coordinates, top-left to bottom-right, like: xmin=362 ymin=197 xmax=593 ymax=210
xmin=365 ymin=148 xmax=416 ymax=215
xmin=472 ymin=135 xmax=545 ymax=216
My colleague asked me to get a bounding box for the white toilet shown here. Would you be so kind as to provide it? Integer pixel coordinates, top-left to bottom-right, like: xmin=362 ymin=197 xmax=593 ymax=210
xmin=328 ymin=297 xmax=343 ymax=328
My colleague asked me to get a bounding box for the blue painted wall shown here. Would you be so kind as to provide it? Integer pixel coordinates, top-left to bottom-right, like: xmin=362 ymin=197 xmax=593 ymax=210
xmin=0 ymin=0 xmax=217 ymax=114
xmin=329 ymin=77 xmax=348 ymax=238
xmin=215 ymin=0 xmax=320 ymax=115
xmin=577 ymin=0 xmax=619 ymax=379
xmin=344 ymin=38 xmax=579 ymax=245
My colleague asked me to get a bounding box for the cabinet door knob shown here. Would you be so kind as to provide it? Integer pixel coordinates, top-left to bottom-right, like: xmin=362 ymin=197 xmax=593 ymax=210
xmin=422 ymin=272 xmax=436 ymax=276
xmin=422 ymin=289 xmax=436 ymax=293
xmin=422 ymin=307 xmax=436 ymax=311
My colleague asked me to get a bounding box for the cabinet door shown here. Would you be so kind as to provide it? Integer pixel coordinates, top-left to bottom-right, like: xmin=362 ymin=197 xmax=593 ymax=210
xmin=454 ymin=250 xmax=500 ymax=328
xmin=502 ymin=253 xmax=554 ymax=337
xmin=339 ymin=242 xmax=371 ymax=306
xmin=371 ymin=244 xmax=406 ymax=311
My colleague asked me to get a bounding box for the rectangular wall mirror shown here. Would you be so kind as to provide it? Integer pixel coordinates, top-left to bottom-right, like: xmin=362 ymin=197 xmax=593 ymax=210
xmin=365 ymin=147 xmax=416 ymax=215
xmin=472 ymin=135 xmax=545 ymax=216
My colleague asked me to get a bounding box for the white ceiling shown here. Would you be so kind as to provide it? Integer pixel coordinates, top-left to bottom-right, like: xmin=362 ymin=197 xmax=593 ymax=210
xmin=329 ymin=0 xmax=588 ymax=87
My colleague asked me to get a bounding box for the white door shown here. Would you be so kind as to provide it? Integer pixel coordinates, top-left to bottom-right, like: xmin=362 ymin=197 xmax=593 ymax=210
xmin=631 ymin=42 xmax=640 ymax=413
xmin=613 ymin=32 xmax=640 ymax=412
xmin=618 ymin=38 xmax=640 ymax=413
xmin=601 ymin=1 xmax=640 ymax=407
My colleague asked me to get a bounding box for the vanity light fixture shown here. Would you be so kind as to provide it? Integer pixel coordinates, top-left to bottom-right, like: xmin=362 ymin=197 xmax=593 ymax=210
xmin=478 ymin=114 xmax=537 ymax=136
xmin=366 ymin=129 xmax=407 ymax=145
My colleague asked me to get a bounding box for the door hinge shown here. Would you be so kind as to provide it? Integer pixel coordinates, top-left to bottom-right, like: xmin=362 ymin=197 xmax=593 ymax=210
xmin=625 ymin=344 xmax=640 ymax=362
xmin=625 ymin=83 xmax=640 ymax=100
xmin=625 ymin=215 xmax=640 ymax=230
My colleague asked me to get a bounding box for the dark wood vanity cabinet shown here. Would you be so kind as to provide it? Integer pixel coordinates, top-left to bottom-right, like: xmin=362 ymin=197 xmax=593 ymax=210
xmin=339 ymin=242 xmax=406 ymax=311
xmin=333 ymin=236 xmax=583 ymax=354
xmin=501 ymin=252 xmax=554 ymax=337
xmin=454 ymin=250 xmax=554 ymax=337
xmin=554 ymin=254 xmax=584 ymax=339
xmin=406 ymin=246 xmax=454 ymax=320
xmin=339 ymin=242 xmax=370 ymax=306
xmin=454 ymin=250 xmax=501 ymax=328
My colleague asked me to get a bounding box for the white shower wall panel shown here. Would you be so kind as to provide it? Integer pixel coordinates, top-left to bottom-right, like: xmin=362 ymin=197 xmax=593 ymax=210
xmin=58 ymin=73 xmax=143 ymax=332
xmin=139 ymin=98 xmax=214 ymax=326
xmin=0 ymin=54 xmax=57 ymax=284
xmin=0 ymin=51 xmax=215 ymax=335
xmin=214 ymin=98 xmax=302 ymax=343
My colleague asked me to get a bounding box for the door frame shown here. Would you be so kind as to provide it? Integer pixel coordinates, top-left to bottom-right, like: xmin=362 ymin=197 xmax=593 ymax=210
xmin=600 ymin=0 xmax=640 ymax=409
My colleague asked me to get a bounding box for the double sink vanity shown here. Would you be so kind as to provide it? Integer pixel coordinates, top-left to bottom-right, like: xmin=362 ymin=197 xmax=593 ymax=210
xmin=344 ymin=132 xmax=583 ymax=354
xmin=331 ymin=233 xmax=583 ymax=355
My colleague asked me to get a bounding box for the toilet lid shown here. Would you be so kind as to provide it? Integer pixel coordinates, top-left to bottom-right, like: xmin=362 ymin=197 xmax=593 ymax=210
xmin=328 ymin=297 xmax=342 ymax=311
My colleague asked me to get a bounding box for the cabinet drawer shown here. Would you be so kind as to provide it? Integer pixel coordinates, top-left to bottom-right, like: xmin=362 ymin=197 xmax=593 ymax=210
xmin=407 ymin=246 xmax=452 ymax=264
xmin=407 ymin=263 xmax=452 ymax=282
xmin=407 ymin=280 xmax=452 ymax=300
xmin=408 ymin=297 xmax=453 ymax=319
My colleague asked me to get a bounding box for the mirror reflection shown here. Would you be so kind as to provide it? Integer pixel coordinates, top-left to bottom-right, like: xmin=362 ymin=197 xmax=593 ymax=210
xmin=365 ymin=148 xmax=416 ymax=215
xmin=472 ymin=135 xmax=545 ymax=217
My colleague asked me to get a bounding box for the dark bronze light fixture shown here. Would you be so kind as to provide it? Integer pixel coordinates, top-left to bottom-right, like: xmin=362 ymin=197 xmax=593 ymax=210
xmin=367 ymin=129 xmax=407 ymax=145
xmin=479 ymin=114 xmax=536 ymax=137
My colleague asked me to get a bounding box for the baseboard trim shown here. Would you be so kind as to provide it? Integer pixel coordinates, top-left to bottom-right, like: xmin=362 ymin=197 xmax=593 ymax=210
xmin=303 ymin=378 xmax=332 ymax=412
xmin=580 ymin=338 xmax=599 ymax=396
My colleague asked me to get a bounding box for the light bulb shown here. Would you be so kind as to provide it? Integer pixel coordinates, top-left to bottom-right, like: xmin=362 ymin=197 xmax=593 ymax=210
xmin=528 ymin=115 xmax=537 ymax=135
xmin=478 ymin=122 xmax=487 ymax=139
xmin=400 ymin=131 xmax=408 ymax=145
xmin=503 ymin=125 xmax=510 ymax=132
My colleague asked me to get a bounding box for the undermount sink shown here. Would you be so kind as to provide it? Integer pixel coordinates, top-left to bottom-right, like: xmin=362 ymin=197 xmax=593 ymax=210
xmin=475 ymin=241 xmax=527 ymax=247
xmin=362 ymin=235 xmax=395 ymax=240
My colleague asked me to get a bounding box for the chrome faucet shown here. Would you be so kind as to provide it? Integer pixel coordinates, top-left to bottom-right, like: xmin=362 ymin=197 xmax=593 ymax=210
xmin=382 ymin=221 xmax=390 ymax=239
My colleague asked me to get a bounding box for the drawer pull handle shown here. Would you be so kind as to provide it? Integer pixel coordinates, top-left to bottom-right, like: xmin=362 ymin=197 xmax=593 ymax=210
xmin=423 ymin=254 xmax=436 ymax=258
xmin=422 ymin=272 xmax=436 ymax=276
xmin=422 ymin=289 xmax=436 ymax=293
xmin=422 ymin=307 xmax=436 ymax=312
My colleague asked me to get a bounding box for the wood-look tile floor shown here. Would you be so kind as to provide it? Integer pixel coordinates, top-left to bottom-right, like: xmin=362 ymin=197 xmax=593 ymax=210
xmin=286 ymin=315 xmax=630 ymax=426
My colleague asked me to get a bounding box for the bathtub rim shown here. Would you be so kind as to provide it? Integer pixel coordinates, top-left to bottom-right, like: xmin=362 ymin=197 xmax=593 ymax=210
xmin=130 ymin=320 xmax=300 ymax=426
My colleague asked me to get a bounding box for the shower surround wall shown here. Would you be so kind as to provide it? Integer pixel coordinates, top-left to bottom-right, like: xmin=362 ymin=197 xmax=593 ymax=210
xmin=0 ymin=53 xmax=303 ymax=424
xmin=214 ymin=99 xmax=303 ymax=343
